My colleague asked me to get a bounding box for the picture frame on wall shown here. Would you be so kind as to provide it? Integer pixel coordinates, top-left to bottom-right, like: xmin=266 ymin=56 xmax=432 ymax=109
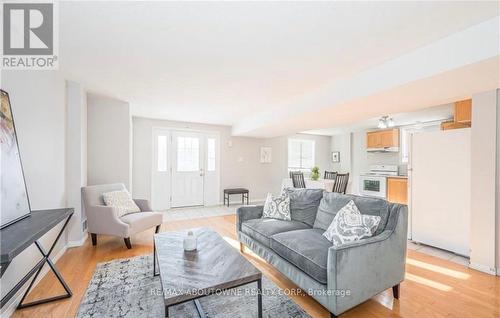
xmin=332 ymin=151 xmax=340 ymax=163
xmin=260 ymin=147 xmax=272 ymax=163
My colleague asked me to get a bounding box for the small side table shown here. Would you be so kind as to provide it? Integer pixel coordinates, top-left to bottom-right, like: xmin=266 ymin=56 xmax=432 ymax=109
xmin=223 ymin=188 xmax=249 ymax=207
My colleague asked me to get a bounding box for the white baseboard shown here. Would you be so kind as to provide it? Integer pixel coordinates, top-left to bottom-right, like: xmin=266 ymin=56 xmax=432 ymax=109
xmin=1 ymin=244 xmax=68 ymax=318
xmin=469 ymin=262 xmax=497 ymax=275
xmin=217 ymin=198 xmax=265 ymax=206
xmin=67 ymin=231 xmax=88 ymax=248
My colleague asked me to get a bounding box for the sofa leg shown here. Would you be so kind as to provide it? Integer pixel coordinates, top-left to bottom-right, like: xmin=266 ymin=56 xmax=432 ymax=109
xmin=392 ymin=284 xmax=400 ymax=299
xmin=91 ymin=233 xmax=97 ymax=246
xmin=124 ymin=237 xmax=132 ymax=249
xmin=240 ymin=242 xmax=244 ymax=253
xmin=155 ymin=225 xmax=161 ymax=234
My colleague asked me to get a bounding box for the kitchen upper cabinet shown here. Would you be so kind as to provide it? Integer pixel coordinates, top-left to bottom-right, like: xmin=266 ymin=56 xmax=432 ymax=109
xmin=366 ymin=129 xmax=399 ymax=149
xmin=454 ymin=99 xmax=472 ymax=123
xmin=387 ymin=177 xmax=408 ymax=204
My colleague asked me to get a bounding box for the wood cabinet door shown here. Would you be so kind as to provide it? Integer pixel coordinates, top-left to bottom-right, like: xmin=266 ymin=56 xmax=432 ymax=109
xmin=380 ymin=129 xmax=399 ymax=147
xmin=367 ymin=132 xmax=381 ymax=148
xmin=454 ymin=99 xmax=472 ymax=123
xmin=387 ymin=177 xmax=408 ymax=204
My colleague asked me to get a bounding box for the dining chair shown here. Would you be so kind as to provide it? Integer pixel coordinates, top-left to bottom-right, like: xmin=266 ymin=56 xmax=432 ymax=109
xmin=332 ymin=173 xmax=349 ymax=194
xmin=324 ymin=171 xmax=338 ymax=180
xmin=290 ymin=171 xmax=306 ymax=188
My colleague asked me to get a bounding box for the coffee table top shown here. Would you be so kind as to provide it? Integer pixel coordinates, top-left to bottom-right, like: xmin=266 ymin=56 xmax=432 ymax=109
xmin=154 ymin=228 xmax=261 ymax=306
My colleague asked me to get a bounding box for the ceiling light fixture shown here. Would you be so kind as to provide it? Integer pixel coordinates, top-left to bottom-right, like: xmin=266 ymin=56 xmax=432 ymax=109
xmin=377 ymin=115 xmax=394 ymax=129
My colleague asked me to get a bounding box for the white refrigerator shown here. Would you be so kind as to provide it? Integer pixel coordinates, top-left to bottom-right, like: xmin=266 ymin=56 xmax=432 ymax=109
xmin=409 ymin=128 xmax=471 ymax=256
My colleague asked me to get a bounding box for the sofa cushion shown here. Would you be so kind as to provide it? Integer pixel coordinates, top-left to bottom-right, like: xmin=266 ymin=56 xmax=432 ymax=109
xmin=241 ymin=218 xmax=310 ymax=248
xmin=313 ymin=192 xmax=389 ymax=235
xmin=284 ymin=188 xmax=323 ymax=227
xmin=270 ymin=229 xmax=331 ymax=284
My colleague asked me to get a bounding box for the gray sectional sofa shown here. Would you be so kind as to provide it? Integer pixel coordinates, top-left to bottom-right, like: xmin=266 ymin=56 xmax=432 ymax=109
xmin=236 ymin=189 xmax=408 ymax=317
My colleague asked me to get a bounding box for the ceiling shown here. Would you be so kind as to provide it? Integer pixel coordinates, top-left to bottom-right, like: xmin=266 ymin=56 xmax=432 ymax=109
xmin=58 ymin=1 xmax=499 ymax=135
xmin=304 ymin=103 xmax=454 ymax=136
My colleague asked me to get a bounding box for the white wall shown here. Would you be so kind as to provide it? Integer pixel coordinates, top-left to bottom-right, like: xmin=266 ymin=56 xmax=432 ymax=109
xmin=1 ymin=70 xmax=68 ymax=314
xmin=469 ymin=90 xmax=497 ymax=274
xmin=66 ymin=81 xmax=88 ymax=245
xmin=132 ymin=117 xmax=332 ymax=205
xmin=87 ymin=94 xmax=132 ymax=189
xmin=497 ymin=89 xmax=500 ymax=274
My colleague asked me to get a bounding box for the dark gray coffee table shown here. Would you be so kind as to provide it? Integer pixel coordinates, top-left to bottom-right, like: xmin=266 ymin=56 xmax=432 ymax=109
xmin=153 ymin=228 xmax=262 ymax=318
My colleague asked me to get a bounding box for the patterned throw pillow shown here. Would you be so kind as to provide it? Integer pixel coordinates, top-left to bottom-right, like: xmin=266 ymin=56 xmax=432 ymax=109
xmin=102 ymin=190 xmax=141 ymax=218
xmin=262 ymin=192 xmax=291 ymax=221
xmin=323 ymin=200 xmax=381 ymax=246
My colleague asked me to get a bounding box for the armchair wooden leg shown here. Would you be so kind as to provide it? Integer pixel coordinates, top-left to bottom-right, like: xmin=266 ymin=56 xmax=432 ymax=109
xmin=392 ymin=284 xmax=400 ymax=299
xmin=124 ymin=237 xmax=132 ymax=249
xmin=91 ymin=233 xmax=97 ymax=246
xmin=155 ymin=225 xmax=161 ymax=234
xmin=240 ymin=242 xmax=244 ymax=253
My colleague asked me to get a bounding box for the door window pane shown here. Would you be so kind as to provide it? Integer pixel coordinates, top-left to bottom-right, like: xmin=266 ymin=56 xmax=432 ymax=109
xmin=157 ymin=135 xmax=167 ymax=172
xmin=177 ymin=137 xmax=199 ymax=172
xmin=207 ymin=138 xmax=216 ymax=172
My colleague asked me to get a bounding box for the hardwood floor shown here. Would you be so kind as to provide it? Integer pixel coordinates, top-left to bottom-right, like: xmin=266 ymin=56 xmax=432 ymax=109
xmin=10 ymin=215 xmax=500 ymax=318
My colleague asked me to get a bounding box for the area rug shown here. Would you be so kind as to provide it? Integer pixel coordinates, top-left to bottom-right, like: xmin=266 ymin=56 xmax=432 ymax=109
xmin=77 ymin=255 xmax=311 ymax=318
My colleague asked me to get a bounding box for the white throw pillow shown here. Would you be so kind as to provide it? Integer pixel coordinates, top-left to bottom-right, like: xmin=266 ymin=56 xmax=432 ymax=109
xmin=262 ymin=192 xmax=291 ymax=221
xmin=102 ymin=190 xmax=141 ymax=218
xmin=323 ymin=200 xmax=381 ymax=246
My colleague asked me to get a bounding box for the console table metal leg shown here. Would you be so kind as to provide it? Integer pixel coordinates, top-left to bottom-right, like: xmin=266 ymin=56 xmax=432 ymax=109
xmin=153 ymin=241 xmax=158 ymax=276
xmin=16 ymin=214 xmax=73 ymax=309
xmin=257 ymin=278 xmax=263 ymax=318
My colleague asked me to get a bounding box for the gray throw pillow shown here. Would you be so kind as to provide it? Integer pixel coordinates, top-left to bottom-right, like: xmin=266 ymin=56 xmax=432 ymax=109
xmin=313 ymin=192 xmax=388 ymax=235
xmin=262 ymin=193 xmax=291 ymax=221
xmin=323 ymin=200 xmax=381 ymax=246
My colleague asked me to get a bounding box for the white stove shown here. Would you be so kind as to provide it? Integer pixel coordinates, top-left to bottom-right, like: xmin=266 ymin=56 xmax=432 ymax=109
xmin=359 ymin=165 xmax=398 ymax=198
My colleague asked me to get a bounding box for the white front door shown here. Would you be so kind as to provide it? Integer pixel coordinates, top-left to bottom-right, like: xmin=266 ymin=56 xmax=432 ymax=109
xmin=171 ymin=131 xmax=205 ymax=207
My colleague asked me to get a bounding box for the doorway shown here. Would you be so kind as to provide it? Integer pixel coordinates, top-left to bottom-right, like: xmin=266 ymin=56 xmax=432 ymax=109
xmin=151 ymin=128 xmax=220 ymax=210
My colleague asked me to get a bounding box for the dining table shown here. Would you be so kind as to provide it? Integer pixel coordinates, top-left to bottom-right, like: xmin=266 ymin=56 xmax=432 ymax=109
xmin=281 ymin=178 xmax=335 ymax=192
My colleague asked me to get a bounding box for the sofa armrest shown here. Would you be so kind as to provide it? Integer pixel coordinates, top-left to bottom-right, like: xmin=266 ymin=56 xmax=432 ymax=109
xmin=326 ymin=205 xmax=408 ymax=315
xmin=236 ymin=205 xmax=264 ymax=232
xmin=133 ymin=199 xmax=152 ymax=212
xmin=86 ymin=205 xmax=130 ymax=237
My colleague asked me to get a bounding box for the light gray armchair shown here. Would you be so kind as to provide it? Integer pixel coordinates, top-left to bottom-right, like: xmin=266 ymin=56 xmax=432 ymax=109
xmin=81 ymin=183 xmax=163 ymax=249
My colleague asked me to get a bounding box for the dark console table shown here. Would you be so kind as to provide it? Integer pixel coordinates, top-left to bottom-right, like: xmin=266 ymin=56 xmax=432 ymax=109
xmin=0 ymin=208 xmax=74 ymax=309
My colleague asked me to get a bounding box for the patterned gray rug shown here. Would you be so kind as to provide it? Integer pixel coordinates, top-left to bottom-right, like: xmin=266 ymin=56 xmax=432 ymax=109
xmin=77 ymin=255 xmax=311 ymax=318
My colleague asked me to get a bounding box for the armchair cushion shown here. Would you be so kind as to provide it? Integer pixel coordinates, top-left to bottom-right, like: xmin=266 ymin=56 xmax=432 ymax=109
xmin=120 ymin=212 xmax=163 ymax=236
xmin=241 ymin=218 xmax=309 ymax=248
xmin=270 ymin=228 xmax=331 ymax=284
xmin=102 ymin=190 xmax=140 ymax=217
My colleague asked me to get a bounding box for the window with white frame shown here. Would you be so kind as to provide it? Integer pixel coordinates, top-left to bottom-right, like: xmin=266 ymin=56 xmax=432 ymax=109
xmin=288 ymin=139 xmax=315 ymax=171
